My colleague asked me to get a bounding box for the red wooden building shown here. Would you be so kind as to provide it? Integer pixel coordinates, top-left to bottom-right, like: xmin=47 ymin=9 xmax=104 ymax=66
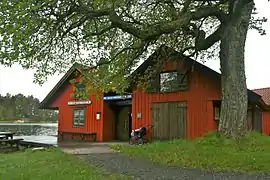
xmin=40 ymin=63 xmax=133 ymax=142
xmin=40 ymin=46 xmax=268 ymax=142
xmin=252 ymin=87 xmax=270 ymax=135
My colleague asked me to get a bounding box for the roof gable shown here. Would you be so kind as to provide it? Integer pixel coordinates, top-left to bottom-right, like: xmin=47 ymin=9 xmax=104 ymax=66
xmin=40 ymin=45 xmax=264 ymax=110
xmin=130 ymin=45 xmax=262 ymax=104
xmin=39 ymin=63 xmax=85 ymax=109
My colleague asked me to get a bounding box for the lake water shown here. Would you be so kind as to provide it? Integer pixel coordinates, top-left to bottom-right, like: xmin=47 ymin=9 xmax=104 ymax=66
xmin=0 ymin=123 xmax=58 ymax=145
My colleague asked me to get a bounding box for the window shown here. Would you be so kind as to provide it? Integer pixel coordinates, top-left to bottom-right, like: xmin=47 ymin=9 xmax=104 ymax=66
xmin=159 ymin=71 xmax=188 ymax=92
xmin=214 ymin=107 xmax=220 ymax=121
xmin=72 ymin=109 xmax=85 ymax=127
xmin=74 ymin=83 xmax=87 ymax=100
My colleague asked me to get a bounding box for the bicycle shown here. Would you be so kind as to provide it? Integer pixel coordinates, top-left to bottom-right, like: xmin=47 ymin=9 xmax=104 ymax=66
xmin=129 ymin=124 xmax=153 ymax=145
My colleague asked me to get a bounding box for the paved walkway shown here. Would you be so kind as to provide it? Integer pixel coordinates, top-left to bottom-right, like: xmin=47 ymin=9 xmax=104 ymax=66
xmin=59 ymin=142 xmax=125 ymax=154
xmin=60 ymin=143 xmax=270 ymax=180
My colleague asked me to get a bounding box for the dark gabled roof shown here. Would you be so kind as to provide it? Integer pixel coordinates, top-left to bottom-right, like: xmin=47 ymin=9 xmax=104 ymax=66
xmin=253 ymin=87 xmax=270 ymax=106
xmin=39 ymin=63 xmax=85 ymax=109
xmin=130 ymin=45 xmax=263 ymax=105
xmin=40 ymin=45 xmax=265 ymax=110
xmin=40 ymin=61 xmax=132 ymax=110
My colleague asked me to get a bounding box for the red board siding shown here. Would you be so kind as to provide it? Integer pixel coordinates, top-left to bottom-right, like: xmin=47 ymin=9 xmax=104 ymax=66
xmin=51 ymin=80 xmax=104 ymax=142
xmin=262 ymin=112 xmax=270 ymax=135
xmin=132 ymin=63 xmax=221 ymax=139
xmin=103 ymin=102 xmax=116 ymax=141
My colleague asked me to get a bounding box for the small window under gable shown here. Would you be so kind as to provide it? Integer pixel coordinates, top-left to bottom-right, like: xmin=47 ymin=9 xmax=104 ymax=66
xmin=74 ymin=82 xmax=87 ymax=100
xmin=75 ymin=82 xmax=85 ymax=91
xmin=159 ymin=70 xmax=188 ymax=92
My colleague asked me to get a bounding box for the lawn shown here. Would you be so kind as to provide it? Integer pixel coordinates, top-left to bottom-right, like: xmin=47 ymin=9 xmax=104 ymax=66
xmin=0 ymin=148 xmax=130 ymax=180
xmin=0 ymin=120 xmax=14 ymax=123
xmin=111 ymin=132 xmax=270 ymax=173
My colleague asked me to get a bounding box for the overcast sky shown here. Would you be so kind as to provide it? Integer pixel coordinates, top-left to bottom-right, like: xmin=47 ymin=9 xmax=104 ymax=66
xmin=0 ymin=0 xmax=270 ymax=101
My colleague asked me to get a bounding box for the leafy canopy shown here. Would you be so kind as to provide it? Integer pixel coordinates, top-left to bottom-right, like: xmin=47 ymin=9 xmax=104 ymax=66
xmin=0 ymin=0 xmax=266 ymax=93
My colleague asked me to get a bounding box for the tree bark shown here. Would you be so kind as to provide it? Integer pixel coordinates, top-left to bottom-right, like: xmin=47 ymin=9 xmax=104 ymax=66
xmin=218 ymin=1 xmax=254 ymax=138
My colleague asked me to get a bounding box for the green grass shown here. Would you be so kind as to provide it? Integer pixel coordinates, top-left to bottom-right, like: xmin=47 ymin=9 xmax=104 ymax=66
xmin=0 ymin=148 xmax=130 ymax=180
xmin=111 ymin=132 xmax=270 ymax=173
xmin=0 ymin=120 xmax=14 ymax=123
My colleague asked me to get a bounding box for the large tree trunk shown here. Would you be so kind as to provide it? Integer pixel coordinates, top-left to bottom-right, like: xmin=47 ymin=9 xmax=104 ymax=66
xmin=218 ymin=1 xmax=254 ymax=138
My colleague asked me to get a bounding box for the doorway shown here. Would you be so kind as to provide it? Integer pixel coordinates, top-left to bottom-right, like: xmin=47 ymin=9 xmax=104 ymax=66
xmin=116 ymin=106 xmax=132 ymax=141
xmin=107 ymin=100 xmax=132 ymax=141
xmin=151 ymin=101 xmax=187 ymax=140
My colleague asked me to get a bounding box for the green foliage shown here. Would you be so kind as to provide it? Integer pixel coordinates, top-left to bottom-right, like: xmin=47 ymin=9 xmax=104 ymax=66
xmin=111 ymin=132 xmax=270 ymax=172
xmin=73 ymin=82 xmax=88 ymax=100
xmin=0 ymin=148 xmax=130 ymax=180
xmin=0 ymin=0 xmax=266 ymax=91
xmin=0 ymin=93 xmax=57 ymax=122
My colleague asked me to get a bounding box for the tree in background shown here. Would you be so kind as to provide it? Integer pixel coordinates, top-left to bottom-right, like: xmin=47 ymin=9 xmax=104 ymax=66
xmin=0 ymin=94 xmax=57 ymax=122
xmin=0 ymin=0 xmax=267 ymax=138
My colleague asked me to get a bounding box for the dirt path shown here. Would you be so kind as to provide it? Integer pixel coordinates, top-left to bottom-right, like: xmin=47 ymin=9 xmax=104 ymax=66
xmin=77 ymin=152 xmax=270 ymax=180
xmin=59 ymin=143 xmax=270 ymax=180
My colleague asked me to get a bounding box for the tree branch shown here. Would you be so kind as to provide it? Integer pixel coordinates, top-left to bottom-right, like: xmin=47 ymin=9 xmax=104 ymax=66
xmin=196 ymin=22 xmax=226 ymax=51
xmin=144 ymin=7 xmax=227 ymax=40
xmin=108 ymin=6 xmax=227 ymax=41
xmin=86 ymin=46 xmax=140 ymax=71
xmin=108 ymin=10 xmax=146 ymax=39
xmin=83 ymin=25 xmax=115 ymax=39
xmin=75 ymin=6 xmax=111 ymax=17
xmin=54 ymin=2 xmax=228 ymax=43
xmin=189 ymin=0 xmax=253 ymax=52
xmin=61 ymin=16 xmax=87 ymax=37
xmin=229 ymin=0 xmax=254 ymax=19
xmin=182 ymin=0 xmax=193 ymax=13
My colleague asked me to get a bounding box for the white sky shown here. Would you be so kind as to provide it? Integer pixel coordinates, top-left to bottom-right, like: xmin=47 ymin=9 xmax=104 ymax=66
xmin=0 ymin=0 xmax=270 ymax=101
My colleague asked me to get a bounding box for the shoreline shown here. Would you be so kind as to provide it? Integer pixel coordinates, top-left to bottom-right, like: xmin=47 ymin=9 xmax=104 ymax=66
xmin=0 ymin=121 xmax=57 ymax=123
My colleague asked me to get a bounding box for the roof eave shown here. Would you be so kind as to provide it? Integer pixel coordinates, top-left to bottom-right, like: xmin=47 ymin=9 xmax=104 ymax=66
xmin=247 ymin=90 xmax=262 ymax=103
xmin=39 ymin=63 xmax=83 ymax=109
xmin=39 ymin=104 xmax=58 ymax=110
xmin=258 ymin=98 xmax=270 ymax=111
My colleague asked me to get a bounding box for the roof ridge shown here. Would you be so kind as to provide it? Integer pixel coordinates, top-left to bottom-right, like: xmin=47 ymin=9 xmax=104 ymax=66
xmin=252 ymin=87 xmax=270 ymax=91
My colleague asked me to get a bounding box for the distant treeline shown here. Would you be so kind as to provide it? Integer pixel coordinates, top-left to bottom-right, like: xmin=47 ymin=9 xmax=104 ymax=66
xmin=0 ymin=93 xmax=57 ymax=122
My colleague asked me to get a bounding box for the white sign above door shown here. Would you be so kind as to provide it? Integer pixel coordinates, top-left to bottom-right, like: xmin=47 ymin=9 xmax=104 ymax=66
xmin=68 ymin=100 xmax=92 ymax=106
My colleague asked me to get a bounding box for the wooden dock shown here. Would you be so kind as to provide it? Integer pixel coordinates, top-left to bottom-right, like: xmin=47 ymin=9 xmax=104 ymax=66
xmin=20 ymin=140 xmax=56 ymax=148
xmin=14 ymin=135 xmax=57 ymax=148
xmin=0 ymin=134 xmax=57 ymax=152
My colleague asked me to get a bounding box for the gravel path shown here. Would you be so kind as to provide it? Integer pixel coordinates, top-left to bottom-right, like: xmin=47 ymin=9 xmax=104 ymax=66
xmin=77 ymin=153 xmax=270 ymax=180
